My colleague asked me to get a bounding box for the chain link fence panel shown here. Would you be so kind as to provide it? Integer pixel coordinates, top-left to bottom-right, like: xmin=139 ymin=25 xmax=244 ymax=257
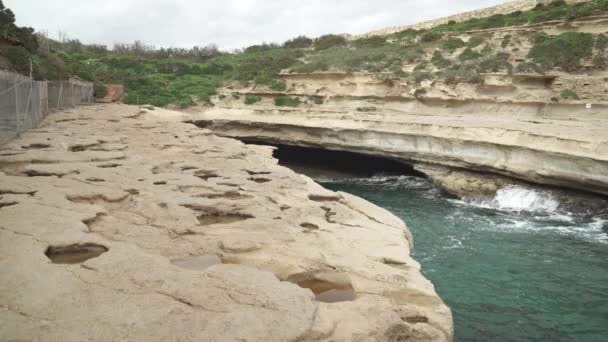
xmin=0 ymin=70 xmax=94 ymax=145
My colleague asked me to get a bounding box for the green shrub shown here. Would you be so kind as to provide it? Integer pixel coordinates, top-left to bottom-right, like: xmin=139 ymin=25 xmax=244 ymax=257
xmin=467 ymin=35 xmax=486 ymax=48
xmin=528 ymin=32 xmax=594 ymax=71
xmin=421 ymin=32 xmax=442 ymax=42
xmin=219 ymin=94 xmax=226 ymax=100
xmin=390 ymin=29 xmax=419 ymax=40
xmin=515 ymin=61 xmax=544 ymax=74
xmin=314 ymin=34 xmax=347 ymax=50
xmin=414 ymin=62 xmax=428 ymax=71
xmin=352 ymin=35 xmax=387 ymax=48
xmin=439 ymin=64 xmax=482 ymax=84
xmin=412 ymin=71 xmax=433 ymax=83
xmin=269 ymin=79 xmax=287 ymax=91
xmin=31 ymin=52 xmax=70 ymax=80
xmin=459 ymin=48 xmax=482 ymax=61
xmin=232 ymin=94 xmax=241 ymax=99
xmin=244 ymin=95 xmax=261 ymax=105
xmin=596 ymin=34 xmax=608 ymax=52
xmin=312 ymin=96 xmax=324 ymax=105
xmin=414 ymin=88 xmax=427 ymax=97
xmin=478 ymin=53 xmax=512 ymax=73
xmin=274 ymin=96 xmax=301 ymax=107
xmin=356 ymin=106 xmax=377 ymax=112
xmin=283 ymin=36 xmax=313 ymax=49
xmin=442 ymin=38 xmax=466 ymax=52
xmin=94 ymin=82 xmax=108 ymax=98
xmin=501 ymin=35 xmax=512 ymax=48
xmin=244 ymin=43 xmax=279 ymax=54
xmin=431 ymin=51 xmax=451 ymax=68
xmin=4 ymin=46 xmax=31 ymax=75
xmin=593 ymin=54 xmax=606 ymax=66
xmin=560 ymin=89 xmax=579 ymax=100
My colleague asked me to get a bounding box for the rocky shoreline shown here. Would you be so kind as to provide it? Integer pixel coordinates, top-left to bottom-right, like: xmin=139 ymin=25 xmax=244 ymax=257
xmin=0 ymin=104 xmax=452 ymax=341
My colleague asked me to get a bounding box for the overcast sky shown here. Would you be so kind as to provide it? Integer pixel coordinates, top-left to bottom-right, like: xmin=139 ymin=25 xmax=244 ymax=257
xmin=7 ymin=0 xmax=507 ymax=50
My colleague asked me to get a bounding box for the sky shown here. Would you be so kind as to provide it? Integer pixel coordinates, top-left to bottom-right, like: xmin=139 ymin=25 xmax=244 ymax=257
xmin=7 ymin=0 xmax=507 ymax=51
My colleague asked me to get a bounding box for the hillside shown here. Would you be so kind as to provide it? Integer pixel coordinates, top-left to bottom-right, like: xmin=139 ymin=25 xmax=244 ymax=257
xmin=1 ymin=0 xmax=607 ymax=108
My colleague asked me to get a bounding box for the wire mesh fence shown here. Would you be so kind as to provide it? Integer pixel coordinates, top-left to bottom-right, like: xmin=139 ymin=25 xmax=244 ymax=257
xmin=0 ymin=70 xmax=94 ymax=145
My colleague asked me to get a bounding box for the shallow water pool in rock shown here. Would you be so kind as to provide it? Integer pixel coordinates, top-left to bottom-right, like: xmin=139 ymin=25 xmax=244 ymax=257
xmin=45 ymin=244 xmax=108 ymax=264
xmin=323 ymin=175 xmax=608 ymax=342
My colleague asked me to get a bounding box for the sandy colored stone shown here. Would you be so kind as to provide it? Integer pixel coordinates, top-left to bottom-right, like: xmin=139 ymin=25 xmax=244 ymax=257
xmin=199 ymin=71 xmax=608 ymax=197
xmin=0 ymin=103 xmax=452 ymax=341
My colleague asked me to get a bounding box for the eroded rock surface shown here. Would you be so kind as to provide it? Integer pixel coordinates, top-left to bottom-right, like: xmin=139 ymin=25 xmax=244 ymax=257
xmin=0 ymin=103 xmax=452 ymax=342
xmin=196 ymin=72 xmax=608 ymax=197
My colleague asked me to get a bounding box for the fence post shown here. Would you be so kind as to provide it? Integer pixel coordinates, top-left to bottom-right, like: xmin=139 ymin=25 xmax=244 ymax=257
xmin=57 ymin=82 xmax=63 ymax=111
xmin=25 ymin=79 xmax=33 ymax=129
xmin=15 ymin=76 xmax=20 ymax=135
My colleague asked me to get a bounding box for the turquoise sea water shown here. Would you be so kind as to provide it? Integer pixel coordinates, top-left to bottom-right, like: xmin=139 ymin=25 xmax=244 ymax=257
xmin=322 ymin=175 xmax=608 ymax=342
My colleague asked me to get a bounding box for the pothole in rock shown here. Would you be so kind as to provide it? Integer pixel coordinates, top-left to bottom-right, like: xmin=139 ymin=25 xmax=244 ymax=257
xmin=248 ymin=177 xmax=271 ymax=184
xmin=22 ymin=143 xmax=51 ymax=149
xmin=172 ymin=255 xmax=222 ymax=271
xmin=300 ymin=223 xmax=319 ymax=230
xmin=45 ymin=243 xmax=108 ymax=264
xmin=97 ymin=163 xmax=121 ymax=169
xmin=287 ymin=274 xmax=355 ymax=303
xmin=196 ymin=212 xmax=253 ymax=225
xmin=194 ymin=170 xmax=220 ymax=181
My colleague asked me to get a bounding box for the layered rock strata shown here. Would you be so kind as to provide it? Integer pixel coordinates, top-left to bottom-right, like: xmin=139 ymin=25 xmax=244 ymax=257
xmin=199 ymin=72 xmax=608 ymax=197
xmin=0 ymin=104 xmax=452 ymax=342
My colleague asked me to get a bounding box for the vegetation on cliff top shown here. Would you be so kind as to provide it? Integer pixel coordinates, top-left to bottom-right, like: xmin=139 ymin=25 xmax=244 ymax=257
xmin=2 ymin=0 xmax=607 ymax=107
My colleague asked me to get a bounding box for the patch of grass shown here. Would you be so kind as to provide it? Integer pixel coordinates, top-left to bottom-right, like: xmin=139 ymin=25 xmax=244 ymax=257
xmin=293 ymin=43 xmax=408 ymax=73
xmin=427 ymin=0 xmax=607 ymax=33
xmin=244 ymin=95 xmax=261 ymax=105
xmin=290 ymin=61 xmax=329 ymax=73
xmin=274 ymin=96 xmax=301 ymax=107
xmin=528 ymin=32 xmax=594 ymax=71
xmin=123 ymin=74 xmax=222 ymax=107
xmin=459 ymin=48 xmax=482 ymax=61
xmin=560 ymin=89 xmax=579 ymax=100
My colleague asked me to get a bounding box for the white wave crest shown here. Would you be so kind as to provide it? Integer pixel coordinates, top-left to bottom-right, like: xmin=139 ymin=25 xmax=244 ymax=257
xmin=460 ymin=185 xmax=560 ymax=214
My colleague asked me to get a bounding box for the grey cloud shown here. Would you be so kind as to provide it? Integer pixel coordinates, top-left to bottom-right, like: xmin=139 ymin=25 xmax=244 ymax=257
xmin=7 ymin=0 xmax=507 ymax=50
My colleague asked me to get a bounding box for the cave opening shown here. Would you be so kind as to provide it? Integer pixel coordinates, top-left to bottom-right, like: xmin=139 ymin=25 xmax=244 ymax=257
xmin=242 ymin=140 xmax=424 ymax=180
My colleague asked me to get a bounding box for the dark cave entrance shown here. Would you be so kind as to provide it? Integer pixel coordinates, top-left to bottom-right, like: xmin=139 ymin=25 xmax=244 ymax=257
xmin=242 ymin=140 xmax=424 ymax=180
